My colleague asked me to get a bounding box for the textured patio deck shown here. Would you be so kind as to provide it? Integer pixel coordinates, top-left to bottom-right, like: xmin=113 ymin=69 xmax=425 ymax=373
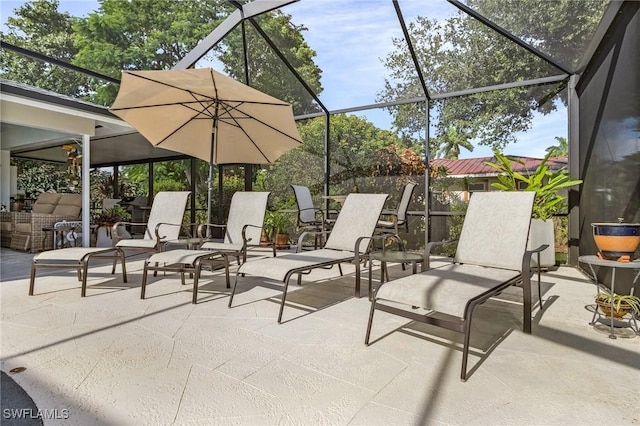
xmin=1 ymin=247 xmax=638 ymax=425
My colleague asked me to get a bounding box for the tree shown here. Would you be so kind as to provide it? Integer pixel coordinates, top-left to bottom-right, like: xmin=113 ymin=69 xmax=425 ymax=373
xmin=0 ymin=0 xmax=92 ymax=97
xmin=262 ymin=114 xmax=423 ymax=209
xmin=72 ymin=1 xmax=323 ymax=109
xmin=219 ymin=12 xmax=323 ymax=115
xmin=433 ymin=126 xmax=474 ymax=159
xmin=73 ymin=0 xmax=232 ymax=105
xmin=545 ymin=136 xmax=568 ymax=157
xmin=379 ymin=0 xmax=607 ymax=152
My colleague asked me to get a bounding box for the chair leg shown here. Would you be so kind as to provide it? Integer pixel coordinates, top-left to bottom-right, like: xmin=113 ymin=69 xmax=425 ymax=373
xmin=29 ymin=264 xmax=37 ymax=296
xmin=193 ymin=258 xmax=203 ymax=304
xmin=228 ymin=272 xmax=241 ymax=307
xmin=365 ymin=299 xmax=377 ymax=345
xmin=278 ymin=277 xmax=292 ymax=324
xmin=338 ymin=264 xmax=343 ymax=276
xmin=119 ymin=249 xmax=127 ymax=283
xmin=141 ymin=262 xmax=149 ymax=299
xmin=224 ymin=256 xmax=231 ymax=289
xmin=111 ymin=258 xmax=117 ymax=274
xmin=80 ymin=260 xmax=90 ymax=297
xmin=461 ymin=318 xmax=473 ymax=382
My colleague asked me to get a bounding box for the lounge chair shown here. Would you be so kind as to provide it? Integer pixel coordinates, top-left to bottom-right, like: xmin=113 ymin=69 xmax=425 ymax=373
xmin=30 ymin=247 xmax=127 ymax=297
xmin=365 ymin=192 xmax=545 ymax=381
xmin=376 ymin=181 xmax=417 ymax=234
xmin=140 ymin=191 xmax=271 ymax=303
xmin=232 ymin=193 xmax=388 ymax=323
xmin=291 ymin=185 xmax=337 ymax=249
xmin=112 ymin=191 xmax=190 ymax=271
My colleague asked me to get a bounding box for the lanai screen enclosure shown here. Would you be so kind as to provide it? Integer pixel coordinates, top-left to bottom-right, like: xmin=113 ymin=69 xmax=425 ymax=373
xmin=1 ymin=0 xmax=638 ymax=270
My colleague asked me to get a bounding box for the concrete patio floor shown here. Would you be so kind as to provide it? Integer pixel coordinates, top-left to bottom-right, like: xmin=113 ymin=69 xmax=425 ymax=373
xmin=1 ymin=247 xmax=639 ymax=425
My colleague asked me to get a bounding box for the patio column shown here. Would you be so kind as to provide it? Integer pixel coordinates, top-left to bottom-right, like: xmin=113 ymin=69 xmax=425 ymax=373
xmin=0 ymin=150 xmax=10 ymax=210
xmin=82 ymin=134 xmax=91 ymax=247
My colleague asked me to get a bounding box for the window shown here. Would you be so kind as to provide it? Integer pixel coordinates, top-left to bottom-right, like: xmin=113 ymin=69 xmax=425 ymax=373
xmin=468 ymin=182 xmax=487 ymax=192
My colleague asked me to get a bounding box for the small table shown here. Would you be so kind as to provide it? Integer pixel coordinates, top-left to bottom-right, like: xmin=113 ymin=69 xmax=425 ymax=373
xmin=578 ymin=255 xmax=640 ymax=339
xmin=368 ymin=250 xmax=424 ymax=300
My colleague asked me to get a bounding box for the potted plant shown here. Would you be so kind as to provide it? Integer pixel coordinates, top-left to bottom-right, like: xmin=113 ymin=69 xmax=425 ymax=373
xmin=595 ymin=291 xmax=640 ymax=319
xmin=265 ymin=211 xmax=291 ymax=250
xmin=484 ymin=151 xmax=582 ymax=267
xmin=91 ymin=206 xmax=131 ymax=247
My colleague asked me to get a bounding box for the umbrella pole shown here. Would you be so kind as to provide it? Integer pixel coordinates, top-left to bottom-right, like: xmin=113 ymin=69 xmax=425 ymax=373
xmin=206 ymin=112 xmax=218 ymax=237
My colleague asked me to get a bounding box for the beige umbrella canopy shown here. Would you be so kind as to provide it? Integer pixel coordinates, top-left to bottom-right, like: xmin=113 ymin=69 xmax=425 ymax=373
xmin=110 ymin=67 xmax=303 ymax=221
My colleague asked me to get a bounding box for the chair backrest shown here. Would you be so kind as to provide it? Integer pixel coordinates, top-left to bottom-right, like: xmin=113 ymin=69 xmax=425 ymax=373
xmin=144 ymin=191 xmax=190 ymax=241
xmin=31 ymin=193 xmax=62 ymax=214
xmin=325 ymin=193 xmax=388 ymax=252
xmin=454 ymin=192 xmax=535 ymax=271
xmin=224 ymin=191 xmax=270 ymax=246
xmin=52 ymin=194 xmax=82 ymax=218
xmin=396 ymin=181 xmax=417 ymax=222
xmin=291 ymin=185 xmax=317 ymax=224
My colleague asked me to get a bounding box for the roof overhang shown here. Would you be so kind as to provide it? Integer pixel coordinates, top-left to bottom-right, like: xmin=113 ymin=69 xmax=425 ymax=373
xmin=0 ymin=79 xmax=182 ymax=165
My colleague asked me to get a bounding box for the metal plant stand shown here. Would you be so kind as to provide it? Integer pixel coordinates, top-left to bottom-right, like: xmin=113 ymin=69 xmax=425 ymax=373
xmin=578 ymin=255 xmax=640 ymax=339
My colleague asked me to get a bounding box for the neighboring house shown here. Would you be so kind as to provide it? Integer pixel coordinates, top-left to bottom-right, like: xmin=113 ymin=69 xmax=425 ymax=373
xmin=431 ymin=155 xmax=568 ymax=202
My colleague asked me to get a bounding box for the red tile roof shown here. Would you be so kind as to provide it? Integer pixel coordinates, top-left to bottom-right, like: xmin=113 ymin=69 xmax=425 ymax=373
xmin=431 ymin=156 xmax=568 ymax=177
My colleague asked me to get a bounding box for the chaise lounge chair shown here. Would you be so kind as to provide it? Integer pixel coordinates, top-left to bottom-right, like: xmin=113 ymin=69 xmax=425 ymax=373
xmin=112 ymin=191 xmax=190 ymax=271
xmin=231 ymin=193 xmax=388 ymax=323
xmin=140 ymin=191 xmax=271 ymax=303
xmin=365 ymin=191 xmax=545 ymax=381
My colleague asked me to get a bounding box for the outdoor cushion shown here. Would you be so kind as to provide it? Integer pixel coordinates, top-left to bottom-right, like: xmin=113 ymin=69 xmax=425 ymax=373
xmin=31 ymin=193 xmax=62 ymax=214
xmin=52 ymin=194 xmax=82 ymax=217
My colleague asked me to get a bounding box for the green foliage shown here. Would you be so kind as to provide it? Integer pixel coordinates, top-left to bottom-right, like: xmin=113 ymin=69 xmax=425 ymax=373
xmin=264 ymin=211 xmax=292 ymax=236
xmin=92 ymin=206 xmax=131 ymax=225
xmin=15 ymin=160 xmax=76 ymax=197
xmin=596 ymin=292 xmax=640 ymax=316
xmin=72 ymin=0 xmax=231 ymax=105
xmin=545 ymin=136 xmax=569 ymax=157
xmin=0 ymin=0 xmax=92 ymax=97
xmin=484 ymin=150 xmax=582 ymax=220
xmin=379 ymin=0 xmax=607 ymax=151
xmin=221 ymin=11 xmax=323 ymax=115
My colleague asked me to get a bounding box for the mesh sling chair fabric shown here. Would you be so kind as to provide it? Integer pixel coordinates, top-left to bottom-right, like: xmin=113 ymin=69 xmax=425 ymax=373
xmin=376 ymin=181 xmax=417 ymax=235
xmin=231 ymin=193 xmax=388 ymax=323
xmin=141 ymin=192 xmax=272 ymax=303
xmin=366 ymin=191 xmax=544 ymax=382
xmin=112 ymin=192 xmax=190 ymax=271
xmin=291 ymin=184 xmax=337 ymax=249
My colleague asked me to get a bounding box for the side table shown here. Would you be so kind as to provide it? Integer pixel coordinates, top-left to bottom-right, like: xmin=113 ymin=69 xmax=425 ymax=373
xmin=368 ymin=250 xmax=424 ymax=301
xmin=578 ymin=255 xmax=640 ymax=339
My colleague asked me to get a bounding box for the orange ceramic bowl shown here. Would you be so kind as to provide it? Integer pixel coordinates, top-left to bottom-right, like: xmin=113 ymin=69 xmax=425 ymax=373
xmin=592 ymin=222 xmax=640 ymax=260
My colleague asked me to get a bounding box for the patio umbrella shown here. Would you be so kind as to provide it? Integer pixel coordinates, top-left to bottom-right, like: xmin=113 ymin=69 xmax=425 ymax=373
xmin=109 ymin=67 xmax=303 ymax=223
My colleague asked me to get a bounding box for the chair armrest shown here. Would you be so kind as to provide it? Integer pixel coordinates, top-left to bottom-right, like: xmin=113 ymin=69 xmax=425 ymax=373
xmin=241 ymin=224 xmax=263 ymax=245
xmin=296 ymin=229 xmax=331 ymax=253
xmin=424 ymin=239 xmax=458 ymax=270
xmin=523 ymin=244 xmax=549 ymax=273
xmin=154 ymin=222 xmax=182 ymax=241
xmin=197 ymin=222 xmax=227 ymax=239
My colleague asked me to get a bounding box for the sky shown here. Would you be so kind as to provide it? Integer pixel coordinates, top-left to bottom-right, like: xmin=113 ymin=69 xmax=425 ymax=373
xmin=1 ymin=0 xmax=567 ymax=159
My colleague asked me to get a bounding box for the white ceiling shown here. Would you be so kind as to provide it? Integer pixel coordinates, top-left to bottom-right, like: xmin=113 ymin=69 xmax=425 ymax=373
xmin=0 ymin=83 xmax=183 ymax=166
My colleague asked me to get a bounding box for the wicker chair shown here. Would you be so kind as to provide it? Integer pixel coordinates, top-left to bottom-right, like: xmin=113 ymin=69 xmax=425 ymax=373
xmin=10 ymin=193 xmax=82 ymax=253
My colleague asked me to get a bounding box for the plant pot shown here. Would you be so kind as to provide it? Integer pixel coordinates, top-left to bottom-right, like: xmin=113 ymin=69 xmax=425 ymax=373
xmin=596 ymin=298 xmax=632 ymax=319
xmin=274 ymin=233 xmax=290 ymax=250
xmin=259 ymin=229 xmax=271 ymax=247
xmin=528 ymin=218 xmax=556 ymax=268
xmin=592 ymin=221 xmax=640 ymax=261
